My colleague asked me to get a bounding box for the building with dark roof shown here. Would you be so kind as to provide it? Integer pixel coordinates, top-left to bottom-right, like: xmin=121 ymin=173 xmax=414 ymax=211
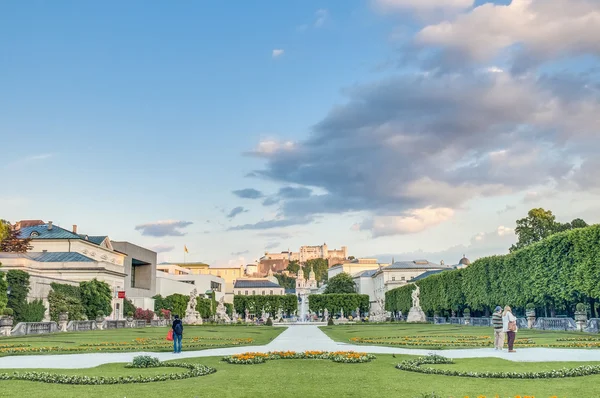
xmin=233 ymin=278 xmax=284 ymax=296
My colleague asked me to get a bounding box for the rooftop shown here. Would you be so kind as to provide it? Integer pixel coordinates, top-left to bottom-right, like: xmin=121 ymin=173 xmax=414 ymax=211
xmin=0 ymin=252 xmax=95 ymax=263
xmin=386 ymin=260 xmax=451 ymax=270
xmin=410 ymin=269 xmax=449 ymax=282
xmin=234 ymin=279 xmax=282 ymax=289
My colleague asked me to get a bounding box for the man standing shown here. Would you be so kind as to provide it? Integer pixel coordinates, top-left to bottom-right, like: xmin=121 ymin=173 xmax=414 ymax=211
xmin=172 ymin=314 xmax=183 ymax=354
xmin=492 ymin=306 xmax=504 ymax=350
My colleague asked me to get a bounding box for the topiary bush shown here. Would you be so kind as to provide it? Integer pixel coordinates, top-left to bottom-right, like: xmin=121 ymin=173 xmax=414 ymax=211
xmin=327 ymin=318 xmax=334 ymax=326
xmin=96 ymin=310 xmax=105 ymax=318
xmin=576 ymin=303 xmax=586 ymax=312
xmin=130 ymin=355 xmax=161 ymax=368
xmin=526 ymin=302 xmax=535 ymax=310
xmin=266 ymin=317 xmax=273 ymax=326
xmin=2 ymin=308 xmax=13 ymax=317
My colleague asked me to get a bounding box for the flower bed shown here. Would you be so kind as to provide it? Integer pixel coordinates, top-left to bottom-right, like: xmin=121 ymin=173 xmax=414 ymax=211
xmin=397 ymin=354 xmax=600 ymax=379
xmin=222 ymin=351 xmax=376 ymax=364
xmin=0 ymin=356 xmax=216 ymax=385
xmin=350 ymin=336 xmax=536 ymax=348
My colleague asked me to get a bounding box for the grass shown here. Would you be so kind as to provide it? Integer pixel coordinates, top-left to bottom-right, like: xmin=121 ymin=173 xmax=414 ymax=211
xmin=0 ymin=354 xmax=596 ymax=397
xmin=0 ymin=325 xmax=284 ymax=356
xmin=320 ymin=323 xmax=598 ymax=349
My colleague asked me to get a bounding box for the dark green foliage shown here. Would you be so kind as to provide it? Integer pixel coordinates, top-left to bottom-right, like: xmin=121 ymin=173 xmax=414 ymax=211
xmin=20 ymin=299 xmax=46 ymax=322
xmin=324 ymin=272 xmax=356 ymax=294
xmin=308 ymin=294 xmax=369 ymax=314
xmin=7 ymin=270 xmax=31 ymax=322
xmin=124 ymin=299 xmax=136 ymax=316
xmin=162 ymin=293 xmax=188 ymax=318
xmin=233 ymin=295 xmax=298 ymax=315
xmin=48 ymin=285 xmax=86 ymax=322
xmin=196 ymin=297 xmax=214 ymax=318
xmin=386 ymin=225 xmax=600 ymax=316
xmin=274 ymin=273 xmax=296 ymax=290
xmin=327 ymin=317 xmax=334 ymax=326
xmin=224 ymin=303 xmax=233 ymax=317
xmin=131 ymin=355 xmax=161 ymax=368
xmin=576 ymin=303 xmax=586 ymax=312
xmin=286 ymin=260 xmax=300 ymax=274
xmin=3 ymin=307 xmax=13 ymax=316
xmin=0 ymin=265 xmax=8 ymax=312
xmin=79 ymin=279 xmax=113 ymax=319
xmin=266 ymin=317 xmax=273 ymax=326
xmin=304 ymin=258 xmax=329 ymax=282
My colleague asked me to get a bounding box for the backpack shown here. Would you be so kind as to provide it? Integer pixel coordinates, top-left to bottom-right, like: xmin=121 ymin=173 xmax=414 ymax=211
xmin=174 ymin=321 xmax=183 ymax=335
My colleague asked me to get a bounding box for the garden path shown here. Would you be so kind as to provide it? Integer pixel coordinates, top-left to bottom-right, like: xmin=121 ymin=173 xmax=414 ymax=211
xmin=1 ymin=325 xmax=600 ymax=369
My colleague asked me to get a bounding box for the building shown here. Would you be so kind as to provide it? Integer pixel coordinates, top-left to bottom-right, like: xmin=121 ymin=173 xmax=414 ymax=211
xmin=111 ymin=241 xmax=157 ymax=311
xmin=155 ymin=266 xmax=224 ymax=302
xmin=233 ymin=276 xmax=285 ymax=296
xmin=327 ymin=258 xmax=388 ymax=280
xmin=457 ymin=255 xmax=471 ymax=269
xmin=353 ymin=260 xmax=455 ymax=315
xmin=261 ymin=243 xmax=348 ymax=264
xmin=2 ymin=221 xmax=130 ymax=319
xmin=295 ymin=266 xmax=318 ymax=296
xmin=159 ymin=263 xmax=245 ymax=303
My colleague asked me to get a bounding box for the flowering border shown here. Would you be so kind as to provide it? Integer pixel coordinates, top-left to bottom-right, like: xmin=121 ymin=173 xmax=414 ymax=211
xmin=397 ymin=354 xmax=600 ymax=379
xmin=0 ymin=360 xmax=216 ymax=385
xmin=222 ymin=351 xmax=376 ymax=365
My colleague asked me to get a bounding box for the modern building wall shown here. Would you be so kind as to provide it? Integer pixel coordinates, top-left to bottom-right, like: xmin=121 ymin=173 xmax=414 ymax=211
xmin=111 ymin=241 xmax=157 ymax=300
xmin=155 ymin=273 xmax=225 ymax=302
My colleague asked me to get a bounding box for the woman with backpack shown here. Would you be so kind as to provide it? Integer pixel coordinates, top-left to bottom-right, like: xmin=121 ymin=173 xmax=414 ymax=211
xmin=502 ymin=306 xmax=518 ymax=353
xmin=172 ymin=314 xmax=184 ymax=353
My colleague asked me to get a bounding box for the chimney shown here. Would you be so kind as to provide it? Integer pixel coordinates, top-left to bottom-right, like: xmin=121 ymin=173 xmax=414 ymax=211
xmin=73 ymin=224 xmax=78 ymax=234
xmin=47 ymin=221 xmax=53 ymax=230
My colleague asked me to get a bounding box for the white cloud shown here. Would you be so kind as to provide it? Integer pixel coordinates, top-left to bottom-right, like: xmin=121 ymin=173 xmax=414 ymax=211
xmin=248 ymin=140 xmax=295 ymax=156
xmin=373 ymin=0 xmax=474 ymax=12
xmin=497 ymin=225 xmax=514 ymax=237
xmin=5 ymin=153 xmax=54 ymax=168
xmin=314 ymin=9 xmax=329 ymax=27
xmin=359 ymin=207 xmax=454 ymax=237
xmin=135 ymin=220 xmax=193 ymax=237
xmin=416 ymin=0 xmax=600 ymax=66
xmin=272 ymin=49 xmax=284 ymax=58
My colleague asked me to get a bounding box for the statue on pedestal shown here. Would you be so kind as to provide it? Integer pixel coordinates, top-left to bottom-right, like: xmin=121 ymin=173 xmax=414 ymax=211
xmin=323 ymin=308 xmax=329 ymax=322
xmin=407 ymin=285 xmax=426 ymax=323
xmin=183 ymin=289 xmax=203 ymax=325
xmin=215 ymin=297 xmax=231 ymax=323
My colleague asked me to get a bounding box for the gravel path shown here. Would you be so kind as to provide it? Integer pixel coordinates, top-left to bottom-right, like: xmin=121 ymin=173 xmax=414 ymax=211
xmin=1 ymin=325 xmax=599 ymax=369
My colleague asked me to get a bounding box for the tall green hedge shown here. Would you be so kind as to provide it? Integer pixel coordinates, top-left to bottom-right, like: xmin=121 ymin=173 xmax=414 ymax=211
xmin=385 ymin=225 xmax=600 ymax=317
xmin=308 ymin=294 xmax=369 ymax=314
xmin=233 ymin=294 xmax=298 ymax=315
xmin=0 ymin=265 xmax=8 ymax=312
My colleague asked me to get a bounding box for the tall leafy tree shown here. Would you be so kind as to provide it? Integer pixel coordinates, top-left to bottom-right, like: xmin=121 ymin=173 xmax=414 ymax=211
xmin=0 ymin=220 xmax=11 ymax=242
xmin=0 ymin=263 xmax=8 ymax=312
xmin=274 ymin=273 xmax=296 ymax=290
xmin=79 ymin=279 xmax=113 ymax=319
xmin=305 ymin=258 xmax=329 ymax=282
xmin=6 ymin=270 xmax=31 ymax=322
xmin=323 ymin=272 xmax=356 ymax=294
xmin=286 ymin=260 xmax=300 ymax=274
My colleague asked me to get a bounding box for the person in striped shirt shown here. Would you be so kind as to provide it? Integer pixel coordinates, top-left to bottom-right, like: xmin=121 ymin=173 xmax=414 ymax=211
xmin=492 ymin=306 xmax=504 ymax=350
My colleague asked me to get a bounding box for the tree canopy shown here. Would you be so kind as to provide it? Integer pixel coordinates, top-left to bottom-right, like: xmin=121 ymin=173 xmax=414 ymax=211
xmin=0 ymin=223 xmax=32 ymax=253
xmin=323 ymin=272 xmax=356 ymax=294
xmin=304 ymin=258 xmax=329 ymax=282
xmin=510 ymin=208 xmax=588 ymax=252
xmin=79 ymin=279 xmax=113 ymax=318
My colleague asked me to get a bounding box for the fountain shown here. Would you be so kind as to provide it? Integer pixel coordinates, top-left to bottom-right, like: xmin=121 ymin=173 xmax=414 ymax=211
xmin=298 ymin=294 xmax=308 ymax=323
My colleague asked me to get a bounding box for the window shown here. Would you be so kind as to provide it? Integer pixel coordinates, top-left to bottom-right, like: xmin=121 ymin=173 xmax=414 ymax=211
xmin=131 ymin=265 xmax=137 ymax=288
xmin=262 ymin=290 xmax=265 ymax=295
xmin=252 ymin=290 xmax=256 ymax=295
xmin=270 ymin=290 xmax=273 ymax=295
xmin=245 ymin=290 xmax=248 ymax=295
xmin=211 ymin=281 xmax=221 ymax=292
xmin=401 ymin=276 xmax=405 ymax=281
xmin=392 ymin=277 xmax=395 ymax=281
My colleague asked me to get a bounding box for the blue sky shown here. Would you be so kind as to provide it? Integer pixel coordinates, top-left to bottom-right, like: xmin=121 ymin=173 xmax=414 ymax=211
xmin=2 ymin=1 xmax=599 ymax=266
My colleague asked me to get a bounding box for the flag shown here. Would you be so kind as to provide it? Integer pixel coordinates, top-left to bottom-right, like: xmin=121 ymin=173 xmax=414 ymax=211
xmin=184 ymin=245 xmax=189 ymax=253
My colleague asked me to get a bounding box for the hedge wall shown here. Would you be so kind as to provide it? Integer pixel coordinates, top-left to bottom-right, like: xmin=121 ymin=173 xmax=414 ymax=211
xmin=386 ymin=225 xmax=600 ymax=317
xmin=308 ymin=294 xmax=370 ymax=314
xmin=233 ymin=294 xmax=298 ymax=315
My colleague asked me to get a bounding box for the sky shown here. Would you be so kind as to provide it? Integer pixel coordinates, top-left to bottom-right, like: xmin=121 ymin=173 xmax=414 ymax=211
xmin=2 ymin=0 xmax=599 ymax=266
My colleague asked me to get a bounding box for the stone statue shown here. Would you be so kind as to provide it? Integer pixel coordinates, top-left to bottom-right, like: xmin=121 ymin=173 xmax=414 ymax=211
xmin=355 ymin=307 xmax=360 ymax=321
xmin=340 ymin=308 xmax=345 ymax=319
xmin=216 ymin=297 xmax=231 ymax=323
xmin=245 ymin=308 xmax=250 ymax=322
xmin=261 ymin=308 xmax=267 ymax=322
xmin=276 ymin=308 xmax=283 ymax=321
xmin=411 ymin=285 xmax=420 ymax=308
xmin=323 ymin=308 xmax=329 ymax=321
xmin=407 ymin=285 xmax=426 ymax=323
xmin=183 ymin=289 xmax=202 ymax=325
xmin=232 ymin=310 xmax=238 ymax=322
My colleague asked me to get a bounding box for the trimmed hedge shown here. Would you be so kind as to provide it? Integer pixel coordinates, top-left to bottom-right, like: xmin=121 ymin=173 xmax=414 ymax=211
xmin=308 ymin=294 xmax=369 ymax=314
xmin=386 ymin=225 xmax=600 ymax=316
xmin=233 ymin=295 xmax=298 ymax=316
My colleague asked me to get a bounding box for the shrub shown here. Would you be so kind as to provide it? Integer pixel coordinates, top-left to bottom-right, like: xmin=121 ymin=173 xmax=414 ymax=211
xmin=327 ymin=318 xmax=334 ymax=326
xmin=266 ymin=317 xmax=273 ymax=326
xmin=2 ymin=308 xmax=13 ymax=317
xmin=96 ymin=310 xmax=105 ymax=318
xmin=160 ymin=308 xmax=171 ymax=319
xmin=526 ymin=302 xmax=535 ymax=310
xmin=576 ymin=303 xmax=586 ymax=312
xmin=7 ymin=270 xmax=31 ymax=322
xmin=127 ymin=311 xmax=134 ymax=317
xmin=80 ymin=279 xmax=113 ymax=320
xmin=58 ymin=306 xmax=68 ymax=313
xmin=124 ymin=299 xmax=136 ymax=316
xmin=463 ymin=308 xmax=470 ymax=316
xmin=134 ymin=308 xmax=155 ymax=322
xmin=20 ymin=299 xmax=46 ymax=322
xmin=130 ymin=355 xmax=161 ymax=368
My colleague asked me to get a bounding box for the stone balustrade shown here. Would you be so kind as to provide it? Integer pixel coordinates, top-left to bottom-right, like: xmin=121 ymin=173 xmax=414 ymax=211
xmin=11 ymin=322 xmax=59 ymax=336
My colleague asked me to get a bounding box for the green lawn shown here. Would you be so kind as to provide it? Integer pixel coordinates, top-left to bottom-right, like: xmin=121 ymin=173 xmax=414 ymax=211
xmin=0 ymin=325 xmax=283 ymax=356
xmin=320 ymin=323 xmax=599 ymax=349
xmin=0 ymin=354 xmax=595 ymax=397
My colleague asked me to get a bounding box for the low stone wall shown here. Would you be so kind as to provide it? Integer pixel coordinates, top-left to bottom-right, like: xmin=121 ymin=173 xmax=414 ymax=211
xmin=11 ymin=322 xmax=59 ymax=336
xmin=103 ymin=320 xmax=128 ymax=329
xmin=67 ymin=320 xmax=97 ymax=332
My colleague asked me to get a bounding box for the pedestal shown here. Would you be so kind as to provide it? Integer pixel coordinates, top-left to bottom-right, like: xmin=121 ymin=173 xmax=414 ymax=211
xmin=184 ymin=311 xmax=203 ymax=325
xmin=407 ymin=306 xmax=426 ymax=323
xmin=0 ymin=326 xmax=11 ymax=336
xmin=59 ymin=320 xmax=68 ymax=332
xmin=577 ymin=320 xmax=586 ymax=332
xmin=527 ymin=316 xmax=536 ymax=329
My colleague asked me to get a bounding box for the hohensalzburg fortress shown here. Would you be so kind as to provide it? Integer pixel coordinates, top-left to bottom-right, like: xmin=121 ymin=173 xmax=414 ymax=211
xmin=261 ymin=243 xmax=348 ymax=263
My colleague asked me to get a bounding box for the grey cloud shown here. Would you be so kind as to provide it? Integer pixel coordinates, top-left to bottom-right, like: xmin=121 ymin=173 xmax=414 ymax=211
xmin=148 ymin=244 xmax=175 ymax=253
xmin=265 ymin=242 xmax=280 ymax=250
xmin=497 ymin=205 xmax=517 ymax=215
xmin=228 ymin=216 xmax=314 ymax=231
xmin=278 ymin=186 xmax=312 ymax=199
xmin=231 ymin=250 xmax=250 ymax=256
xmin=135 ymin=220 xmax=193 ymax=237
xmin=232 ymin=188 xmax=264 ymax=199
xmin=262 ymin=196 xmax=280 ymax=206
xmin=227 ymin=206 xmax=248 ymax=219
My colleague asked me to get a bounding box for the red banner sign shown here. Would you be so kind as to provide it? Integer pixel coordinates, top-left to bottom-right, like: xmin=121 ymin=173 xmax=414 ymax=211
xmin=117 ymin=291 xmax=126 ymax=299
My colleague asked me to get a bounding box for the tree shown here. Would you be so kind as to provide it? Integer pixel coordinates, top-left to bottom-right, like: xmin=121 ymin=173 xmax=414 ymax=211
xmin=286 ymin=260 xmax=300 ymax=274
xmin=510 ymin=208 xmax=589 ymax=252
xmin=0 ymin=225 xmax=32 ymax=253
xmin=79 ymin=279 xmax=113 ymax=319
xmin=305 ymin=258 xmax=329 ymax=282
xmin=348 ymin=256 xmax=356 ymax=261
xmin=324 ymin=272 xmax=356 ymax=294
xmin=7 ymin=270 xmax=31 ymax=322
xmin=0 ymin=220 xmax=10 ymax=242
xmin=20 ymin=299 xmax=46 ymax=322
xmin=274 ymin=273 xmax=296 ymax=290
